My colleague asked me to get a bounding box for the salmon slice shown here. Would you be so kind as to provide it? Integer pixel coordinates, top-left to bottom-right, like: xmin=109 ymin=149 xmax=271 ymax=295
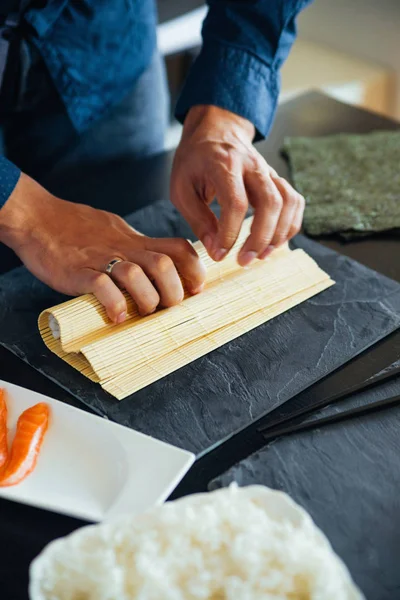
xmin=0 ymin=402 xmax=50 ymax=487
xmin=0 ymin=389 xmax=8 ymax=468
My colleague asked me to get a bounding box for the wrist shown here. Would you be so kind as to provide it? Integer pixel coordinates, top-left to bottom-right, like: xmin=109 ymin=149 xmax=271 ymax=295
xmin=0 ymin=174 xmax=51 ymax=251
xmin=183 ymin=105 xmax=255 ymax=144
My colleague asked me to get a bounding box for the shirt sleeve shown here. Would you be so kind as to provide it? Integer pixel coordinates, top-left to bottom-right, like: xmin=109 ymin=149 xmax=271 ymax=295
xmin=175 ymin=0 xmax=314 ymax=140
xmin=0 ymin=156 xmax=21 ymax=208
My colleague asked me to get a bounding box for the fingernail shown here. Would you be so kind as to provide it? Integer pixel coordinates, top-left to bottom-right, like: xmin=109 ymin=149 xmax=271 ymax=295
xmin=260 ymin=245 xmax=275 ymax=260
xmin=239 ymin=250 xmax=258 ymax=267
xmin=214 ymin=248 xmax=228 ymax=261
xmin=202 ymin=233 xmax=213 ymax=254
xmin=116 ymin=311 xmax=126 ymax=324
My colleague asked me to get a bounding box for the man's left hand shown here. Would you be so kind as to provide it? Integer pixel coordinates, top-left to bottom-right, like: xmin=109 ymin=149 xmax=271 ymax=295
xmin=170 ymin=105 xmax=305 ymax=267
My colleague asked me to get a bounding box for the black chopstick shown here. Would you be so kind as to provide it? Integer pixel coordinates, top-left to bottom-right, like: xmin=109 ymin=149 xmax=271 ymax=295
xmin=260 ymin=393 xmax=400 ymax=442
xmin=257 ymin=362 xmax=400 ymax=436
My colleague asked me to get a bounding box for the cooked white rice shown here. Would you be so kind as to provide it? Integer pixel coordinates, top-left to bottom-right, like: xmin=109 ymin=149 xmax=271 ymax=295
xmin=29 ymin=485 xmax=363 ymax=600
xmin=48 ymin=315 xmax=60 ymax=340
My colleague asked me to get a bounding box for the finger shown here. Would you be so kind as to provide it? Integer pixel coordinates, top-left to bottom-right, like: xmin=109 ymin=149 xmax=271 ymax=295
xmin=267 ymin=165 xmax=279 ymax=178
xmin=238 ymin=168 xmax=282 ymax=266
xmin=110 ymin=261 xmax=160 ymax=316
xmin=213 ymin=168 xmax=248 ymax=259
xmin=269 ymin=176 xmax=302 ymax=247
xmin=130 ymin=251 xmax=184 ymax=308
xmin=288 ymin=193 xmax=305 ymax=238
xmin=145 ymin=237 xmax=207 ymax=294
xmin=171 ymin=176 xmax=218 ymax=254
xmin=74 ymin=268 xmax=127 ymax=324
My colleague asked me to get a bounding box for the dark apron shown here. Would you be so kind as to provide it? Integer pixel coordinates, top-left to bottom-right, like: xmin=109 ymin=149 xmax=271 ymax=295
xmin=0 ymin=0 xmax=31 ymax=119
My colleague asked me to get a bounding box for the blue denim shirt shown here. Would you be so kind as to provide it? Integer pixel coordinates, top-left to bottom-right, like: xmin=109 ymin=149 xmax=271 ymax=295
xmin=0 ymin=0 xmax=313 ymax=205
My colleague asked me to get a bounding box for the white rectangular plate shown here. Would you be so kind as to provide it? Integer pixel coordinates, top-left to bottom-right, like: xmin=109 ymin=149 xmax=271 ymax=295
xmin=0 ymin=379 xmax=194 ymax=522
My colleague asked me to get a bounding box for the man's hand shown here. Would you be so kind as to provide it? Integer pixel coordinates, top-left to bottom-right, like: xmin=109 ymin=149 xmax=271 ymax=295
xmin=0 ymin=174 xmax=206 ymax=322
xmin=171 ymin=105 xmax=305 ymax=266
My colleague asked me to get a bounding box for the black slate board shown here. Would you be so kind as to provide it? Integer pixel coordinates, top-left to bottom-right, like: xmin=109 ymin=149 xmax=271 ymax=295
xmin=209 ymin=375 xmax=400 ymax=600
xmin=254 ymin=333 xmax=400 ymax=434
xmin=1 ymin=199 xmax=400 ymax=455
xmin=266 ymin=360 xmax=400 ymax=431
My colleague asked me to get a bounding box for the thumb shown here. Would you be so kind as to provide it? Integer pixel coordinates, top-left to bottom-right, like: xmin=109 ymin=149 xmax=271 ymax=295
xmin=171 ymin=176 xmax=218 ymax=256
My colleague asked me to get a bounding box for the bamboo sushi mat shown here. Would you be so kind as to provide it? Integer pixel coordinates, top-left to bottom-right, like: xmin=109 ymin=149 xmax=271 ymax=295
xmin=38 ymin=218 xmax=334 ymax=399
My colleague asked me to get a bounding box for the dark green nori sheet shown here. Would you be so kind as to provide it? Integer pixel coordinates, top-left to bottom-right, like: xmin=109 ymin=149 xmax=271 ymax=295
xmin=283 ymin=130 xmax=400 ymax=238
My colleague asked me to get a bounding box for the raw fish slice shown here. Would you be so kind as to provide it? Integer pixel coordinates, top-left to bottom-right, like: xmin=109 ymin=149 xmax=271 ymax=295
xmin=0 ymin=402 xmax=50 ymax=487
xmin=0 ymin=389 xmax=8 ymax=468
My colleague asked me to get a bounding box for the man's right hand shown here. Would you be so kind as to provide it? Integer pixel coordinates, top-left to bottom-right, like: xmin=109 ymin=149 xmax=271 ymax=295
xmin=0 ymin=174 xmax=206 ymax=323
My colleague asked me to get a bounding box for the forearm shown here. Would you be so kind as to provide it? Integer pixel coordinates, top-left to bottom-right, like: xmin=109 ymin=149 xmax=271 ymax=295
xmin=182 ymin=105 xmax=255 ymax=143
xmin=176 ymin=0 xmax=314 ymax=139
xmin=0 ymin=172 xmax=51 ymax=251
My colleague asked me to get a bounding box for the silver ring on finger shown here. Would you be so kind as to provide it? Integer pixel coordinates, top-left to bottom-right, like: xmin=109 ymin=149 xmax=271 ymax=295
xmin=105 ymin=257 xmax=124 ymax=276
